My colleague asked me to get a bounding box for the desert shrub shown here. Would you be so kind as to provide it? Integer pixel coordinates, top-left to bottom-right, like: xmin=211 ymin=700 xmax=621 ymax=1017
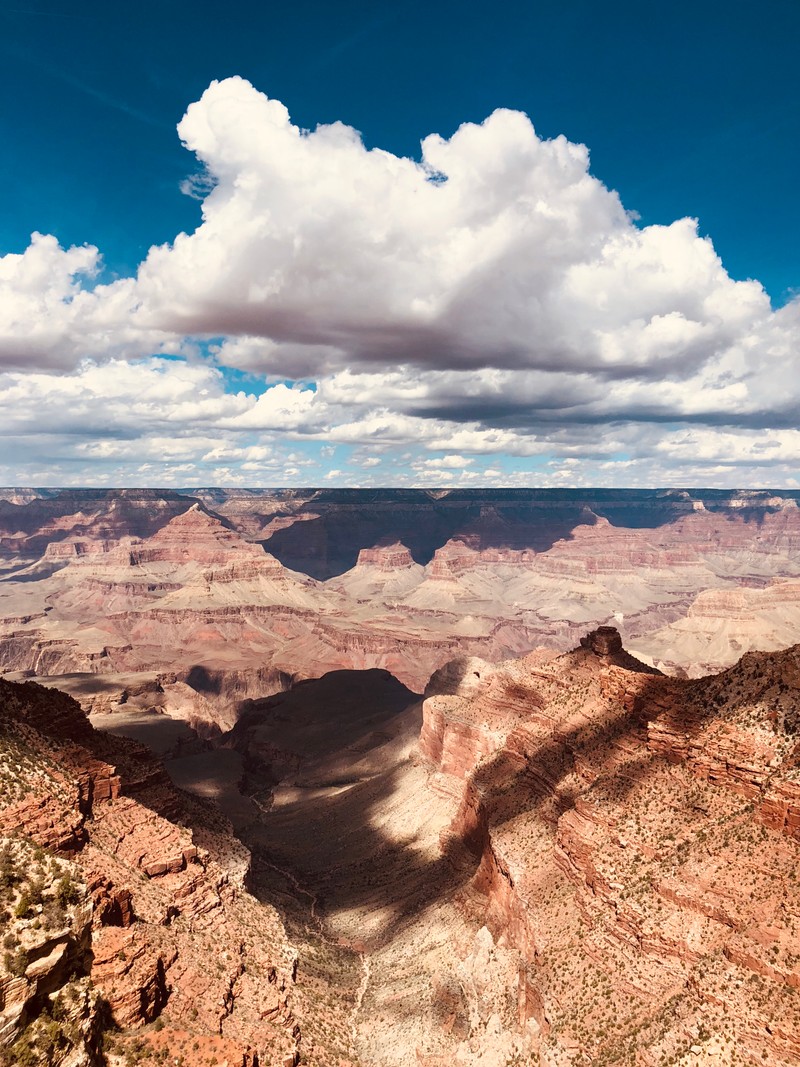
xmin=56 ymin=873 xmax=79 ymax=908
xmin=0 ymin=845 xmax=17 ymax=891
xmin=14 ymin=890 xmax=31 ymax=919
xmin=4 ymin=947 xmax=27 ymax=977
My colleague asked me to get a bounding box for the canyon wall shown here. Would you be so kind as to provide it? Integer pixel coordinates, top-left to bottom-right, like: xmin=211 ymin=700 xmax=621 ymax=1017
xmin=5 ymin=489 xmax=800 ymax=720
xmin=0 ymin=675 xmax=362 ymax=1067
xmin=411 ymin=628 xmax=800 ymax=1064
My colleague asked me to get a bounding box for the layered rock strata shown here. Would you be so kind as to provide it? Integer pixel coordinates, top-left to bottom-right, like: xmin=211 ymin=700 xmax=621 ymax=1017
xmin=0 ymin=836 xmax=101 ymax=1066
xmin=7 ymin=490 xmax=800 ymax=707
xmin=7 ymin=610 xmax=800 ymax=1064
xmin=0 ymin=676 xmax=357 ymax=1066
xmin=412 ymin=627 xmax=800 ymax=1064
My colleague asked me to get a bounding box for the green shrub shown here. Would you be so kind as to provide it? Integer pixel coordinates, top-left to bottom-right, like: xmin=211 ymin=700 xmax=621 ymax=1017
xmin=55 ymin=874 xmax=79 ymax=909
xmin=13 ymin=891 xmax=31 ymax=919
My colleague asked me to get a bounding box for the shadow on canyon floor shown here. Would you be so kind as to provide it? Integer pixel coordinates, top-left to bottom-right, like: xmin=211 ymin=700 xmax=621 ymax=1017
xmin=81 ymin=654 xmax=736 ymax=958
xmin=211 ymin=661 xmax=705 ymax=951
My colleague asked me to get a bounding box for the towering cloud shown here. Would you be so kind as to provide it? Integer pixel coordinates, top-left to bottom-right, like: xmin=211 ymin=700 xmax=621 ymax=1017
xmin=138 ymin=78 xmax=773 ymax=386
xmin=0 ymin=77 xmax=798 ymax=485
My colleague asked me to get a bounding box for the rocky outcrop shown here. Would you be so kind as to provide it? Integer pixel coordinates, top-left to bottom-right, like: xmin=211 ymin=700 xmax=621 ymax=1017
xmin=580 ymin=624 xmax=623 ymax=656
xmin=0 ymin=836 xmax=102 ymax=1066
xmin=355 ymin=541 xmax=416 ymax=570
xmin=8 ymin=490 xmax=800 ymax=1061
xmin=414 ymin=629 xmax=800 ymax=1064
xmin=426 ymin=539 xmax=483 ymax=580
xmin=127 ymin=504 xmax=268 ymax=567
xmin=0 ymin=676 xmax=304 ymax=1065
xmin=4 ymin=612 xmax=792 ymax=1065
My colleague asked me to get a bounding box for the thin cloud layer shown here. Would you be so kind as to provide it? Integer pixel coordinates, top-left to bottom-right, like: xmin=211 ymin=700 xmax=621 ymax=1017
xmin=0 ymin=77 xmax=798 ymax=486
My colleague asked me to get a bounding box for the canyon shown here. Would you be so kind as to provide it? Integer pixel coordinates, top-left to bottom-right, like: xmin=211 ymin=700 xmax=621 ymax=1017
xmin=3 ymin=488 xmax=800 ymax=722
xmin=4 ymin=623 xmax=800 ymax=1063
xmin=5 ymin=489 xmax=800 ymax=1064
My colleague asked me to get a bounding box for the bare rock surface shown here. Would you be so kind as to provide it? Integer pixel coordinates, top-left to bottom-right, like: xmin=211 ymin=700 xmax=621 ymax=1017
xmin=0 ymin=835 xmax=100 ymax=1066
xmin=8 ymin=490 xmax=800 ymax=1061
xmin=6 ymin=489 xmax=800 ymax=714
xmin=219 ymin=627 xmax=800 ymax=1065
xmin=6 ymin=589 xmax=800 ymax=1063
xmin=409 ymin=629 xmax=800 ymax=1064
xmin=0 ymin=675 xmax=360 ymax=1066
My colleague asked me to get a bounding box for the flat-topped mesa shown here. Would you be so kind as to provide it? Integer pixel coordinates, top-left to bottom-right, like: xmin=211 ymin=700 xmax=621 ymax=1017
xmin=427 ymin=538 xmax=479 ymax=579
xmin=197 ymin=551 xmax=290 ymax=583
xmin=355 ymin=541 xmax=415 ymax=570
xmin=426 ymin=535 xmax=537 ymax=578
xmin=43 ymin=538 xmax=113 ymax=560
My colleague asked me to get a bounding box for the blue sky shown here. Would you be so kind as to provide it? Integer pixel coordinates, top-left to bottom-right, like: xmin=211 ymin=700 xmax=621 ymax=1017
xmin=1 ymin=0 xmax=799 ymax=488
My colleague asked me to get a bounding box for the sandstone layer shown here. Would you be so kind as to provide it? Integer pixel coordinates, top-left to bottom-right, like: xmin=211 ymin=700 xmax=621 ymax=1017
xmin=221 ymin=627 xmax=800 ymax=1066
xmin=411 ymin=628 xmax=800 ymax=1064
xmin=0 ymin=675 xmax=364 ymax=1067
xmin=6 ymin=594 xmax=800 ymax=1063
xmin=5 ymin=490 xmax=800 ymax=724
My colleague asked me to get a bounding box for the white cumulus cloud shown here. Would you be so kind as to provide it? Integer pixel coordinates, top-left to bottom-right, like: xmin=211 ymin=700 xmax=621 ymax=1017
xmin=3 ymin=77 xmax=800 ymax=486
xmin=123 ymin=77 xmax=775 ymax=395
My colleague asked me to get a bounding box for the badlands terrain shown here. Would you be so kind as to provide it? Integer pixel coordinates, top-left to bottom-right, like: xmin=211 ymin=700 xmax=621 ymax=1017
xmin=5 ymin=489 xmax=800 ymax=1064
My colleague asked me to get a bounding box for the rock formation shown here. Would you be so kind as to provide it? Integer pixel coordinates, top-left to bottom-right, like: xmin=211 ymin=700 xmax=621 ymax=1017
xmin=410 ymin=627 xmax=800 ymax=1064
xmin=205 ymin=622 xmax=800 ymax=1064
xmin=6 ymin=489 xmax=800 ymax=712
xmin=6 ymin=586 xmax=800 ymax=1063
xmin=0 ymin=835 xmax=100 ymax=1066
xmin=0 ymin=675 xmax=358 ymax=1066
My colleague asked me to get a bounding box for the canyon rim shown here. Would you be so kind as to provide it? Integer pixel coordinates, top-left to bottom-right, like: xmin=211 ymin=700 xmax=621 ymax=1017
xmin=3 ymin=488 xmax=800 ymax=1064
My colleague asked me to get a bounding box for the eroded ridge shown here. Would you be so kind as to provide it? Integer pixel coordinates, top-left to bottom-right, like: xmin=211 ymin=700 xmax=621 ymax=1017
xmin=409 ymin=627 xmax=800 ymax=1064
xmin=0 ymin=676 xmax=359 ymax=1067
xmin=6 ymin=622 xmax=800 ymax=1065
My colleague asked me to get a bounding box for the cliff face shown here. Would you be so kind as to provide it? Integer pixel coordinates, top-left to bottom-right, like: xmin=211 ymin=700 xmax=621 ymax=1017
xmin=7 ymin=488 xmax=800 ymax=706
xmin=0 ymin=677 xmax=322 ymax=1067
xmin=415 ymin=628 xmax=800 ymax=1065
xmin=0 ymin=836 xmax=101 ymax=1067
xmin=0 ymin=490 xmax=195 ymax=562
xmin=9 ymin=608 xmax=800 ymax=1065
xmin=216 ymin=627 xmax=800 ymax=1066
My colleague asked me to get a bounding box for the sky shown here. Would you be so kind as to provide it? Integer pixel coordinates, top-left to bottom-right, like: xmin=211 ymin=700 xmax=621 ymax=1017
xmin=1 ymin=0 xmax=799 ymax=489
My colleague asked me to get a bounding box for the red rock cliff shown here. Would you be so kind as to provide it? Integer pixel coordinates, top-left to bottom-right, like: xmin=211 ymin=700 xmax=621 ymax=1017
xmin=417 ymin=629 xmax=800 ymax=1064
